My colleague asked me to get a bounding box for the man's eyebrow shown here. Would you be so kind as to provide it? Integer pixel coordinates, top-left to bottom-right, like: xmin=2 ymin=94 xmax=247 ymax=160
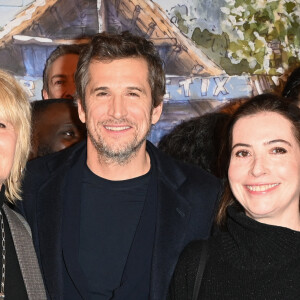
xmin=231 ymin=143 xmax=250 ymax=151
xmin=91 ymin=86 xmax=146 ymax=94
xmin=127 ymin=86 xmax=145 ymax=94
xmin=92 ymin=86 xmax=109 ymax=94
xmin=265 ymin=139 xmax=292 ymax=147
xmin=51 ymin=74 xmax=67 ymax=80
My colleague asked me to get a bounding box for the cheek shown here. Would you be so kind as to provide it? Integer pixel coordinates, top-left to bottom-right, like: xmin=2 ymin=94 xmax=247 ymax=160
xmin=228 ymin=160 xmax=241 ymax=183
xmin=87 ymin=106 xmax=105 ymax=122
xmin=52 ymin=138 xmax=68 ymax=152
xmin=228 ymin=157 xmax=252 ymax=181
xmin=63 ymin=136 xmax=80 ymax=147
xmin=228 ymin=161 xmax=245 ymax=195
xmin=278 ymin=161 xmax=300 ymax=183
xmin=50 ymin=90 xmax=62 ymax=99
xmin=3 ymin=138 xmax=17 ymax=173
xmin=138 ymin=107 xmax=154 ymax=127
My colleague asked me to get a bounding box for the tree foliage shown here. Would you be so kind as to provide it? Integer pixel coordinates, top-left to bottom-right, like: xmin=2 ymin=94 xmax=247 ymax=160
xmin=221 ymin=0 xmax=300 ymax=75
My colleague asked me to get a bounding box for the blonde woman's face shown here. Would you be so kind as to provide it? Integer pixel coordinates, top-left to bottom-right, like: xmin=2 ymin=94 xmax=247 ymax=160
xmin=0 ymin=118 xmax=17 ymax=188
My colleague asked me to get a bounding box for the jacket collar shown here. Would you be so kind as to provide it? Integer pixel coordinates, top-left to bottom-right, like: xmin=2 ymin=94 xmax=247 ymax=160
xmin=46 ymin=140 xmax=189 ymax=190
xmin=146 ymin=141 xmax=188 ymax=190
xmin=146 ymin=141 xmax=193 ymax=300
xmin=46 ymin=141 xmax=87 ymax=174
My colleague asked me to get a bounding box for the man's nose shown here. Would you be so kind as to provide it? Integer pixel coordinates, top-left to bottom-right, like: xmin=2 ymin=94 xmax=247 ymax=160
xmin=107 ymin=96 xmax=128 ymax=119
xmin=62 ymin=80 xmax=76 ymax=99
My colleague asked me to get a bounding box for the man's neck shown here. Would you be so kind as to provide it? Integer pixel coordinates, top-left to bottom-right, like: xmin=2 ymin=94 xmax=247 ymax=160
xmin=86 ymin=141 xmax=151 ymax=181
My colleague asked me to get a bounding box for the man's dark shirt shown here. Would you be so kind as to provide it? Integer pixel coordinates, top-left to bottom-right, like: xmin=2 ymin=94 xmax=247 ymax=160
xmin=79 ymin=164 xmax=151 ymax=299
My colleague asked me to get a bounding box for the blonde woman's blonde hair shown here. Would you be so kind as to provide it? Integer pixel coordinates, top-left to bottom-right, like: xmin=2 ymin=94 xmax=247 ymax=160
xmin=0 ymin=70 xmax=31 ymax=202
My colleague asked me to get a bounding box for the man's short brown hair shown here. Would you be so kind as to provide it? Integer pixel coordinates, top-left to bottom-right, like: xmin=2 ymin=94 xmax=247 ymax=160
xmin=75 ymin=31 xmax=166 ymax=110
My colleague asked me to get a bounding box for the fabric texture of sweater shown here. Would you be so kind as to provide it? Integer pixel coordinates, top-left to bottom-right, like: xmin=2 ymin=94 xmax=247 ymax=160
xmin=168 ymin=204 xmax=300 ymax=300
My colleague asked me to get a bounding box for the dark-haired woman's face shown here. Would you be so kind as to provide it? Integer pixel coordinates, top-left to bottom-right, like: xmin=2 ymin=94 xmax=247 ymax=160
xmin=228 ymin=111 xmax=300 ymax=230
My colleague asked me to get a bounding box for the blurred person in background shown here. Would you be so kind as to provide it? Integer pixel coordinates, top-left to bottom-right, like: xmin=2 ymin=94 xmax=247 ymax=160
xmin=282 ymin=66 xmax=300 ymax=106
xmin=30 ymin=98 xmax=86 ymax=160
xmin=158 ymin=112 xmax=230 ymax=178
xmin=42 ymin=44 xmax=83 ymax=100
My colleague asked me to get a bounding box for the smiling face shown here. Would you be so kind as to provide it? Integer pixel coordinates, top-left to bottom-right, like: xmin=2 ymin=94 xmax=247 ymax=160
xmin=78 ymin=58 xmax=162 ymax=166
xmin=43 ymin=54 xmax=79 ymax=100
xmin=228 ymin=112 xmax=300 ymax=229
xmin=0 ymin=119 xmax=17 ymax=188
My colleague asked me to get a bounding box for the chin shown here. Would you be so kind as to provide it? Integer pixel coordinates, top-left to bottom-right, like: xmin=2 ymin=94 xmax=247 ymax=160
xmin=246 ymin=207 xmax=275 ymax=221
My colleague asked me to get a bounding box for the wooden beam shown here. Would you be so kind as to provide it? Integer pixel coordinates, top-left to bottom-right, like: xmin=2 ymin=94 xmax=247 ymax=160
xmin=12 ymin=34 xmax=90 ymax=46
xmin=114 ymin=0 xmax=225 ymax=76
xmin=0 ymin=0 xmax=60 ymax=48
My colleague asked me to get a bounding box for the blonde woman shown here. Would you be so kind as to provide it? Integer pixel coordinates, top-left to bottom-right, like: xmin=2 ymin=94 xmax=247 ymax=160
xmin=0 ymin=69 xmax=46 ymax=299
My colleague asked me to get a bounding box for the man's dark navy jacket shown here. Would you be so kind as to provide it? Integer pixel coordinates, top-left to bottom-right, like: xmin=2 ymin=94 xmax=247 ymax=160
xmin=20 ymin=140 xmax=221 ymax=300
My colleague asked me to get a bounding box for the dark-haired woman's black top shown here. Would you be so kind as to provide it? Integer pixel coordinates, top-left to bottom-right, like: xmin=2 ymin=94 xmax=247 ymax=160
xmin=168 ymin=205 xmax=300 ymax=300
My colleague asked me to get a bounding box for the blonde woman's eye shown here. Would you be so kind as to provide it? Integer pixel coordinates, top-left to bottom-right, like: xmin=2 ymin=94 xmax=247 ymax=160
xmin=0 ymin=123 xmax=6 ymax=128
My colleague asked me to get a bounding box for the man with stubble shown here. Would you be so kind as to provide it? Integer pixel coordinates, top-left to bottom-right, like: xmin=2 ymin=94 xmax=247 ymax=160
xmin=20 ymin=31 xmax=220 ymax=300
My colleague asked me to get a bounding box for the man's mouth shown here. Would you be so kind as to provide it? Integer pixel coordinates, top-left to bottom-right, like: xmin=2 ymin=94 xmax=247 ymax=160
xmin=104 ymin=125 xmax=131 ymax=131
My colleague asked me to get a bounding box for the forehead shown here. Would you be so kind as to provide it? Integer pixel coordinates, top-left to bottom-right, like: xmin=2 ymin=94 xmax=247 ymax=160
xmin=38 ymin=103 xmax=75 ymax=122
xmin=49 ymin=54 xmax=79 ymax=74
xmin=0 ymin=101 xmax=16 ymax=126
xmin=232 ymin=112 xmax=296 ymax=142
xmin=88 ymin=57 xmax=149 ymax=82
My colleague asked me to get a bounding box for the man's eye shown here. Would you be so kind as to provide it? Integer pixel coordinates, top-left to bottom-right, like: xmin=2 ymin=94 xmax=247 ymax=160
xmin=128 ymin=92 xmax=139 ymax=97
xmin=54 ymin=80 xmax=65 ymax=85
xmin=64 ymin=131 xmax=75 ymax=137
xmin=97 ymin=92 xmax=108 ymax=97
xmin=271 ymin=147 xmax=287 ymax=154
xmin=235 ymin=150 xmax=250 ymax=157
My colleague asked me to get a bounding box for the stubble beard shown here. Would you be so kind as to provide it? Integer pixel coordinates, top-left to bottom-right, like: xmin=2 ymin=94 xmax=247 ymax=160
xmin=87 ymin=117 xmax=152 ymax=166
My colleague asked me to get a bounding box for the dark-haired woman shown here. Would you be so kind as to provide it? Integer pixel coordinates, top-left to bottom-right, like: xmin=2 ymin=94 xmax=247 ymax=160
xmin=168 ymin=94 xmax=300 ymax=299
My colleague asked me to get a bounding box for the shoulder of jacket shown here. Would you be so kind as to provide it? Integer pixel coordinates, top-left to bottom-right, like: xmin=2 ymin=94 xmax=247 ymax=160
xmin=26 ymin=141 xmax=85 ymax=175
xmin=152 ymin=143 xmax=221 ymax=189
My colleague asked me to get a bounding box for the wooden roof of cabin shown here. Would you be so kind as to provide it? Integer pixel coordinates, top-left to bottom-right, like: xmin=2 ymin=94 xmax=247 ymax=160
xmin=0 ymin=0 xmax=224 ymax=77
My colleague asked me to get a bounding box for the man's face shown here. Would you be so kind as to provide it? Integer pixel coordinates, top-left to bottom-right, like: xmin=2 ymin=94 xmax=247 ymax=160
xmin=78 ymin=58 xmax=163 ymax=164
xmin=43 ymin=54 xmax=79 ymax=100
xmin=31 ymin=102 xmax=86 ymax=159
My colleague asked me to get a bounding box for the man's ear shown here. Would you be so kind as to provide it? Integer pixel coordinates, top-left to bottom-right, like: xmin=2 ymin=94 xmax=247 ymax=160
xmin=77 ymin=99 xmax=86 ymax=123
xmin=42 ymin=89 xmax=49 ymax=100
xmin=151 ymin=102 xmax=163 ymax=125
